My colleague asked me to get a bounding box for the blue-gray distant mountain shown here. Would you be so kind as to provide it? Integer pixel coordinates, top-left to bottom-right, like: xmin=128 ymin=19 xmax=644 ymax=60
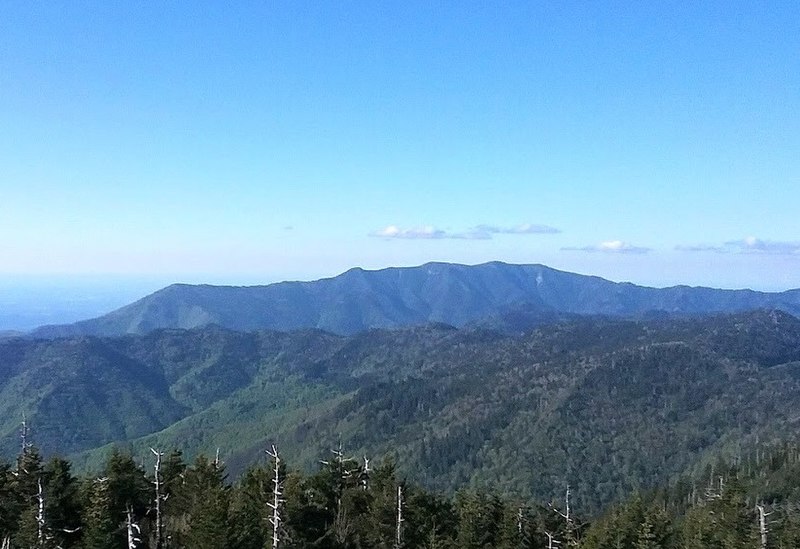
xmin=32 ymin=261 xmax=800 ymax=337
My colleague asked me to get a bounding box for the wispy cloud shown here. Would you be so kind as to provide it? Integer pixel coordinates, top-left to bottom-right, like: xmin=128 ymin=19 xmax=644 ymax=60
xmin=475 ymin=223 xmax=561 ymax=235
xmin=677 ymin=236 xmax=800 ymax=256
xmin=675 ymin=244 xmax=725 ymax=252
xmin=370 ymin=223 xmax=560 ymax=240
xmin=370 ymin=225 xmax=488 ymax=240
xmin=562 ymin=240 xmax=651 ymax=254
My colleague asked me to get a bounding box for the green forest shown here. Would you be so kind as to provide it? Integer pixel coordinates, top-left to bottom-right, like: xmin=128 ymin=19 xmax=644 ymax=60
xmin=4 ymin=310 xmax=800 ymax=547
xmin=4 ymin=437 xmax=800 ymax=548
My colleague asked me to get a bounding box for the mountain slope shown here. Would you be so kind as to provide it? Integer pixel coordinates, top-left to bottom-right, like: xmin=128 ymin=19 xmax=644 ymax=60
xmin=31 ymin=262 xmax=800 ymax=337
xmin=7 ymin=310 xmax=800 ymax=512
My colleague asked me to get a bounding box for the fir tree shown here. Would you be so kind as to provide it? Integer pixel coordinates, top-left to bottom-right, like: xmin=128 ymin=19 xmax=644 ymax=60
xmin=182 ymin=454 xmax=231 ymax=549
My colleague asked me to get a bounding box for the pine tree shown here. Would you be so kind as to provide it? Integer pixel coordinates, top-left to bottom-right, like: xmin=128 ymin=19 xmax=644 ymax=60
xmin=10 ymin=444 xmax=45 ymax=548
xmin=160 ymin=448 xmax=187 ymax=548
xmin=635 ymin=518 xmax=659 ymax=549
xmin=42 ymin=457 xmax=82 ymax=548
xmin=82 ymin=477 xmax=116 ymax=549
xmin=0 ymin=461 xmax=19 ymax=548
xmin=182 ymin=454 xmax=231 ymax=549
xmin=105 ymin=448 xmax=150 ymax=521
xmin=229 ymin=465 xmax=270 ymax=549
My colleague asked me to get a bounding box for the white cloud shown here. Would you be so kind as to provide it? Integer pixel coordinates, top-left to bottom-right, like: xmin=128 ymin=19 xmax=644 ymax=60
xmin=371 ymin=225 xmax=448 ymax=239
xmin=674 ymin=244 xmax=725 ymax=252
xmin=475 ymin=223 xmax=561 ymax=235
xmin=730 ymin=236 xmax=800 ymax=255
xmin=562 ymin=240 xmax=651 ymax=254
xmin=370 ymin=223 xmax=560 ymax=240
xmin=677 ymin=237 xmax=800 ymax=256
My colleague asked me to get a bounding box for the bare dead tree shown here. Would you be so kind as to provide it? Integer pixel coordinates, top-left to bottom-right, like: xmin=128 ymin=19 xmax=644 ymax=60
xmin=0 ymin=536 xmax=9 ymax=549
xmin=266 ymin=445 xmax=283 ymax=549
xmin=549 ymin=485 xmax=575 ymax=544
xmin=36 ymin=477 xmax=45 ymax=547
xmin=150 ymin=448 xmax=165 ymax=549
xmin=395 ymin=485 xmax=404 ymax=549
xmin=20 ymin=412 xmax=31 ymax=456
xmin=213 ymin=448 xmax=222 ymax=470
xmin=545 ymin=531 xmax=562 ymax=549
xmin=126 ymin=505 xmax=141 ymax=549
xmin=756 ymin=504 xmax=773 ymax=549
xmin=360 ymin=456 xmax=370 ymax=490
xmin=321 ymin=442 xmax=355 ymax=544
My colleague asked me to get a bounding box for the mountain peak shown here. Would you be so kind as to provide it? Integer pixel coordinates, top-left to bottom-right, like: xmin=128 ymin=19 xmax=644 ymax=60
xmin=30 ymin=262 xmax=800 ymax=338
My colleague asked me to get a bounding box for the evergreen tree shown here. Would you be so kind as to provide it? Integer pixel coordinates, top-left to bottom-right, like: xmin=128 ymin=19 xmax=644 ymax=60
xmin=82 ymin=477 xmax=116 ymax=549
xmin=10 ymin=445 xmax=45 ymax=548
xmin=229 ymin=464 xmax=271 ymax=549
xmin=182 ymin=454 xmax=231 ymax=549
xmin=160 ymin=448 xmax=187 ymax=548
xmin=0 ymin=461 xmax=19 ymax=547
xmin=42 ymin=457 xmax=82 ymax=548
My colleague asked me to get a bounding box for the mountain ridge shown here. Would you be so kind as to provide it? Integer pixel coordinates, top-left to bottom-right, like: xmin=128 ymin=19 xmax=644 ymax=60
xmin=30 ymin=261 xmax=800 ymax=338
xmin=5 ymin=309 xmax=800 ymax=511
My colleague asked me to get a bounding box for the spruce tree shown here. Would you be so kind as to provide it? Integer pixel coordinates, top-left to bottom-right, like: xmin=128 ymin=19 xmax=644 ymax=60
xmin=182 ymin=454 xmax=231 ymax=549
xmin=82 ymin=477 xmax=116 ymax=549
xmin=0 ymin=462 xmax=19 ymax=547
xmin=42 ymin=457 xmax=82 ymax=549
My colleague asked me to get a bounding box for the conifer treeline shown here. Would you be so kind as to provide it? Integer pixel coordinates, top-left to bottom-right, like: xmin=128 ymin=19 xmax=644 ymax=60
xmin=4 ymin=441 xmax=800 ymax=548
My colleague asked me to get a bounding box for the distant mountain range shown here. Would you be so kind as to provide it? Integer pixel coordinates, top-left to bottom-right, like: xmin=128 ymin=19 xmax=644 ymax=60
xmin=4 ymin=310 xmax=800 ymax=512
xmin=30 ymin=262 xmax=800 ymax=337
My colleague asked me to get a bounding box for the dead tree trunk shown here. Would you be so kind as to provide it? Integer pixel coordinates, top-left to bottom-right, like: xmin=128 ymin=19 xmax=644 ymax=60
xmin=266 ymin=445 xmax=283 ymax=549
xmin=151 ymin=448 xmax=164 ymax=549
xmin=395 ymin=485 xmax=404 ymax=549
xmin=36 ymin=477 xmax=45 ymax=547
xmin=545 ymin=531 xmax=562 ymax=549
xmin=321 ymin=442 xmax=354 ymax=544
xmin=756 ymin=504 xmax=770 ymax=549
xmin=360 ymin=456 xmax=370 ymax=490
xmin=549 ymin=485 xmax=575 ymax=545
xmin=20 ymin=413 xmax=30 ymax=456
xmin=126 ymin=506 xmax=141 ymax=549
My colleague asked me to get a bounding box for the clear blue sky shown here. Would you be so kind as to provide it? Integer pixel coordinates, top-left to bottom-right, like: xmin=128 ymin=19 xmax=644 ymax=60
xmin=1 ymin=1 xmax=798 ymax=291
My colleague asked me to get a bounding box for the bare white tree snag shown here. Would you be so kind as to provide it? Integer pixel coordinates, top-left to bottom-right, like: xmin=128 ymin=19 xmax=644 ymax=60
xmin=213 ymin=448 xmax=222 ymax=470
xmin=20 ymin=412 xmax=30 ymax=455
xmin=545 ymin=531 xmax=562 ymax=549
xmin=395 ymin=485 xmax=404 ymax=549
xmin=36 ymin=477 xmax=45 ymax=547
xmin=549 ymin=485 xmax=574 ymax=540
xmin=756 ymin=504 xmax=772 ymax=549
xmin=266 ymin=445 xmax=283 ymax=549
xmin=517 ymin=507 xmax=524 ymax=535
xmin=550 ymin=487 xmax=570 ymax=522
xmin=322 ymin=441 xmax=355 ymax=544
xmin=361 ymin=456 xmax=370 ymax=490
xmin=150 ymin=448 xmax=164 ymax=549
xmin=1 ymin=536 xmax=9 ymax=549
xmin=126 ymin=506 xmax=141 ymax=549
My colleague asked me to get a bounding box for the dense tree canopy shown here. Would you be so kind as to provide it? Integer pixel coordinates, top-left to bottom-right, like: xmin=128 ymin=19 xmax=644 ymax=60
xmin=2 ymin=442 xmax=800 ymax=548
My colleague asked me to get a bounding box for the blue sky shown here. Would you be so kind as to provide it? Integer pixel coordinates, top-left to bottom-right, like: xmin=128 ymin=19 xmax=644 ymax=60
xmin=1 ymin=1 xmax=799 ymax=292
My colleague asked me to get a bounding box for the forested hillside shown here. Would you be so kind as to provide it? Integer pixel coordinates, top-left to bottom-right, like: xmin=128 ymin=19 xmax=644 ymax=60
xmin=3 ymin=310 xmax=800 ymax=515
